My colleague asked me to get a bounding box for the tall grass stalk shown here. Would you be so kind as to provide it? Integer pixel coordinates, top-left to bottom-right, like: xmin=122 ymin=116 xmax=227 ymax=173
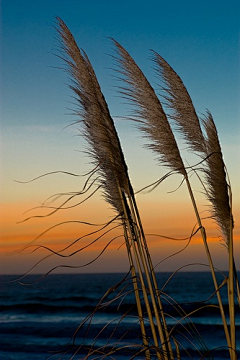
xmin=128 ymin=194 xmax=174 ymax=358
xmin=56 ymin=17 xmax=152 ymax=357
xmin=113 ymin=40 xmax=233 ymax=357
xmin=202 ymin=112 xmax=237 ymax=359
xmin=153 ymin=54 xmax=237 ymax=359
xmin=121 ymin=189 xmax=171 ymax=359
xmin=121 ymin=216 xmax=151 ymax=359
xmin=120 ymin=186 xmax=166 ymax=359
xmin=56 ymin=17 xmax=173 ymax=359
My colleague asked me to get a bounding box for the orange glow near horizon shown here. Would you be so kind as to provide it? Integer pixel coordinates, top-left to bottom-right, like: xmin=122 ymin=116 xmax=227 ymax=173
xmin=1 ymin=199 xmax=240 ymax=274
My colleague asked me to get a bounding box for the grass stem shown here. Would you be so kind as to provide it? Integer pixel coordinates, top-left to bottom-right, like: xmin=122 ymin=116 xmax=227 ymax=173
xmin=185 ymin=175 xmax=232 ymax=355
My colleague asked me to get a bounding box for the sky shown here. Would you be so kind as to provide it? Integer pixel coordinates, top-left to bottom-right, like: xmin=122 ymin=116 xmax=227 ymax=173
xmin=0 ymin=0 xmax=240 ymax=275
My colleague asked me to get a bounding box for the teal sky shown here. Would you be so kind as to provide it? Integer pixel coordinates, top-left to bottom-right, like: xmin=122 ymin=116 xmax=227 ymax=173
xmin=1 ymin=0 xmax=240 ymax=127
xmin=0 ymin=0 xmax=240 ymax=273
xmin=1 ymin=0 xmax=240 ymax=195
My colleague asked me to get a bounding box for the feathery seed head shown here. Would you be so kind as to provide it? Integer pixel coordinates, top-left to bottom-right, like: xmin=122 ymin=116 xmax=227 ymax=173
xmin=152 ymin=51 xmax=206 ymax=155
xmin=202 ymin=111 xmax=232 ymax=244
xmin=112 ymin=39 xmax=186 ymax=176
xmin=56 ymin=18 xmax=130 ymax=214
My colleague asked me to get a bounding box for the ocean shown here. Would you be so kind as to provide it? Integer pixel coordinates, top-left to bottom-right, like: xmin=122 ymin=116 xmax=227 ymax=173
xmin=0 ymin=272 xmax=239 ymax=359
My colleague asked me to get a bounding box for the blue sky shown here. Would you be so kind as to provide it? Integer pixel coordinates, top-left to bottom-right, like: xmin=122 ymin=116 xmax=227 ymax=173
xmin=1 ymin=0 xmax=240 ymax=129
xmin=0 ymin=0 xmax=239 ymax=273
xmin=1 ymin=0 xmax=239 ymax=199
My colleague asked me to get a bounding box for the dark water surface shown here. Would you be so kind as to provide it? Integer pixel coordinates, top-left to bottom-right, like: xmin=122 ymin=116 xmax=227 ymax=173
xmin=0 ymin=272 xmax=239 ymax=359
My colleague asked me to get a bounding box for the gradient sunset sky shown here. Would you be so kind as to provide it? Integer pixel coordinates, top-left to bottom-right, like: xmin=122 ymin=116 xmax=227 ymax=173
xmin=1 ymin=0 xmax=239 ymax=275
